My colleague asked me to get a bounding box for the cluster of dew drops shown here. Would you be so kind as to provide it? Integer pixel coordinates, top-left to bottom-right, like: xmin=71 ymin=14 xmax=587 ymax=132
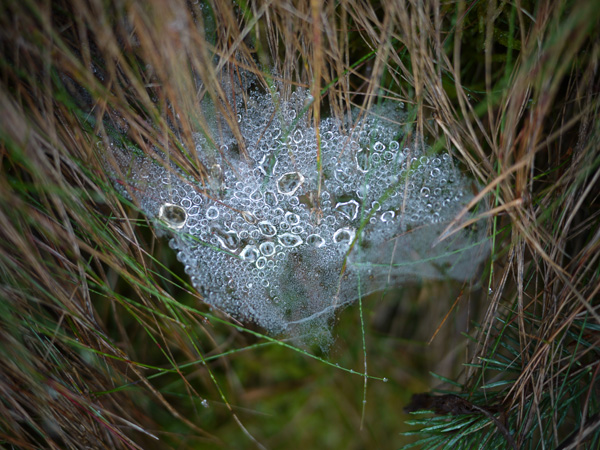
xmin=114 ymin=87 xmax=473 ymax=334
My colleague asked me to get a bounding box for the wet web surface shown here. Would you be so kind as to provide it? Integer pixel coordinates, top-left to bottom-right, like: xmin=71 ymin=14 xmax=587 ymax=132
xmin=107 ymin=87 xmax=489 ymax=345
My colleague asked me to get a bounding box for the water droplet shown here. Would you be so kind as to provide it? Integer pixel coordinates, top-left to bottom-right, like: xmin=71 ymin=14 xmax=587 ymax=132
xmin=240 ymin=245 xmax=260 ymax=262
xmin=306 ymin=234 xmax=325 ymax=247
xmin=373 ymin=141 xmax=385 ymax=152
xmin=355 ymin=149 xmax=369 ymax=173
xmin=293 ymin=129 xmax=304 ymax=143
xmin=380 ymin=210 xmax=395 ymax=222
xmin=159 ymin=204 xmax=187 ymax=229
xmin=241 ymin=211 xmax=257 ymax=224
xmin=264 ymin=191 xmax=278 ymax=206
xmin=278 ymin=233 xmax=303 ymax=248
xmin=335 ymin=199 xmax=359 ymax=221
xmin=206 ymin=206 xmax=219 ymax=220
xmin=258 ymin=154 xmax=278 ymax=176
xmin=257 ymin=220 xmax=277 ymax=237
xmin=335 ymin=168 xmax=350 ymax=183
xmin=285 ymin=212 xmax=300 ymax=225
xmin=209 ymin=164 xmax=224 ymax=193
xmin=333 ymin=227 xmax=355 ymax=244
xmin=250 ymin=190 xmax=263 ymax=202
xmin=255 ymin=256 xmax=267 ymax=269
xmin=211 ymin=226 xmax=240 ymax=251
xmin=259 ymin=241 xmax=276 ymax=256
xmin=277 ymin=172 xmax=305 ymax=195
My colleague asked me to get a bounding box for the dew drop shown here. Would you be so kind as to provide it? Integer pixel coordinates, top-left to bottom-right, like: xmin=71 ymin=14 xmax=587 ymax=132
xmin=380 ymin=210 xmax=395 ymax=222
xmin=355 ymin=149 xmax=369 ymax=173
xmin=333 ymin=227 xmax=356 ymax=244
xmin=334 ymin=199 xmax=360 ymax=221
xmin=373 ymin=141 xmax=385 ymax=152
xmin=159 ymin=204 xmax=187 ymax=229
xmin=240 ymin=245 xmax=260 ymax=262
xmin=258 ymin=154 xmax=278 ymax=176
xmin=285 ymin=212 xmax=301 ymax=225
xmin=206 ymin=206 xmax=219 ymax=220
xmin=259 ymin=241 xmax=276 ymax=256
xmin=306 ymin=234 xmax=325 ymax=248
xmin=277 ymin=172 xmax=305 ymax=195
xmin=264 ymin=191 xmax=278 ymax=206
xmin=241 ymin=210 xmax=257 ymax=224
xmin=211 ymin=226 xmax=240 ymax=251
xmin=257 ymin=220 xmax=277 ymax=237
xmin=250 ymin=190 xmax=263 ymax=202
xmin=278 ymin=233 xmax=303 ymax=248
xmin=255 ymin=256 xmax=267 ymax=269
xmin=334 ymin=169 xmax=350 ymax=183
xmin=293 ymin=129 xmax=304 ymax=143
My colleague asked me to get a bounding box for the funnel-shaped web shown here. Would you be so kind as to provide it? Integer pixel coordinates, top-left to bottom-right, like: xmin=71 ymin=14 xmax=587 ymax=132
xmin=107 ymin=87 xmax=489 ymax=345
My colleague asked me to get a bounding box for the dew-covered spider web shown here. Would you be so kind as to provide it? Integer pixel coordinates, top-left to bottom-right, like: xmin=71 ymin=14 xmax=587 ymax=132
xmin=106 ymin=82 xmax=489 ymax=345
